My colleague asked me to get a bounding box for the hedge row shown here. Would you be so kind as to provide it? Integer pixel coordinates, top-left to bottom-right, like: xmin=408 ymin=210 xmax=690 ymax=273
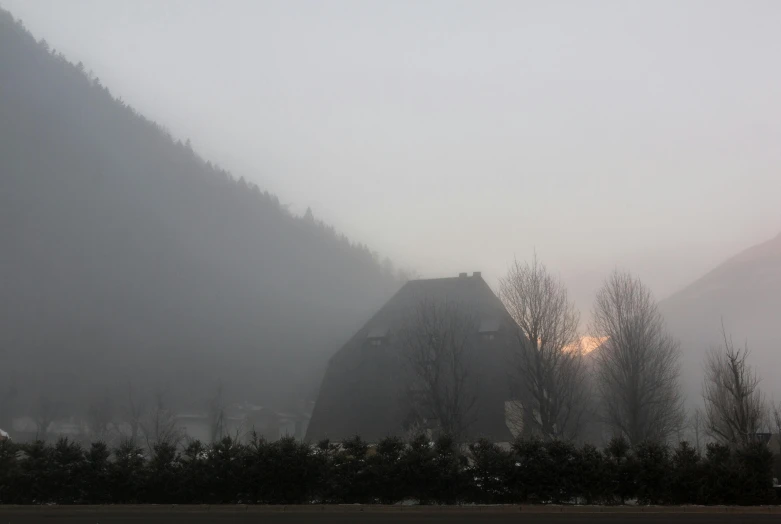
xmin=0 ymin=435 xmax=776 ymax=505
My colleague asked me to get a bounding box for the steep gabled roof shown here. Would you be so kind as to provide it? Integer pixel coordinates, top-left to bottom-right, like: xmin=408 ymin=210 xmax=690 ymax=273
xmin=306 ymin=273 xmax=517 ymax=442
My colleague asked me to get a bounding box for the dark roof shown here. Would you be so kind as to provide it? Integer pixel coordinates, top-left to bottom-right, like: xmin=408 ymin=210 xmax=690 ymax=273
xmin=306 ymin=273 xmax=517 ymax=442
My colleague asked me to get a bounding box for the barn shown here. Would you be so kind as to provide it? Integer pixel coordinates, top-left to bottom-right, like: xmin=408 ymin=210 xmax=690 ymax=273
xmin=306 ymin=272 xmax=519 ymax=443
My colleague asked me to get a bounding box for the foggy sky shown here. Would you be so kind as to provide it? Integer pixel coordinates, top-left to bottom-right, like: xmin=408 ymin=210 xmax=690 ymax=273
xmin=6 ymin=0 xmax=781 ymax=313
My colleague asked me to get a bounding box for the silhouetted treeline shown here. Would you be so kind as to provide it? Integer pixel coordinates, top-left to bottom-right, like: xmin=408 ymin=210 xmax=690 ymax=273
xmin=0 ymin=436 xmax=776 ymax=505
xmin=0 ymin=8 xmax=403 ymax=422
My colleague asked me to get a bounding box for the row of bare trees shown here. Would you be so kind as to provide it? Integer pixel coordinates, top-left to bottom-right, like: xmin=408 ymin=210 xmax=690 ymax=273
xmin=20 ymin=383 xmax=234 ymax=452
xmin=400 ymin=255 xmax=777 ymax=449
xmin=82 ymin=386 xmax=185 ymax=451
xmin=500 ymin=259 xmax=685 ymax=445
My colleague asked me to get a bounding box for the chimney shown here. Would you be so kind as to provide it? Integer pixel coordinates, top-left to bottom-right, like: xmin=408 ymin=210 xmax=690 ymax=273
xmin=458 ymin=272 xmax=468 ymax=278
xmin=473 ymin=271 xmax=482 ymax=278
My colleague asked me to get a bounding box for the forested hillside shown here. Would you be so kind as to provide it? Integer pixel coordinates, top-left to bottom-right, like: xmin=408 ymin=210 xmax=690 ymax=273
xmin=0 ymin=8 xmax=402 ymax=425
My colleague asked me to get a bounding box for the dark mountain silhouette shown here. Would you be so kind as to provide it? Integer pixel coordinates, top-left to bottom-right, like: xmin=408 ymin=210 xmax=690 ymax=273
xmin=0 ymin=9 xmax=402 ymax=423
xmin=660 ymin=232 xmax=781 ymax=404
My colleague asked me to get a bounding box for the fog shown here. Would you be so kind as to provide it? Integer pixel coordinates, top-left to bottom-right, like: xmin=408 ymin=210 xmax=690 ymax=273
xmin=2 ymin=1 xmax=781 ymax=441
xmin=1 ymin=7 xmax=403 ymax=437
xmin=7 ymin=0 xmax=781 ymax=308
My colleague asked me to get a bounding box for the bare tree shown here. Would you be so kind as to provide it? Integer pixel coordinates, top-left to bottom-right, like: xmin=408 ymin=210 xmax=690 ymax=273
xmin=86 ymin=395 xmax=115 ymax=443
xmin=503 ymin=400 xmax=525 ymax=440
xmin=33 ymin=396 xmax=61 ymax=441
xmin=208 ymin=383 xmax=227 ymax=443
xmin=592 ymin=270 xmax=684 ymax=445
xmin=0 ymin=376 xmax=18 ymax=431
xmin=772 ymin=401 xmax=781 ymax=454
xmin=141 ymin=390 xmax=184 ymax=452
xmin=703 ymin=326 xmax=767 ymax=448
xmin=690 ymin=407 xmax=705 ymax=454
xmin=400 ymin=299 xmax=478 ymax=441
xmin=121 ymin=382 xmax=146 ymax=444
xmin=499 ymin=255 xmax=589 ymax=441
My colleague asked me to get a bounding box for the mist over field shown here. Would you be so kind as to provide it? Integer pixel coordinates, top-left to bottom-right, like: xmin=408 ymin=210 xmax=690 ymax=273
xmin=2 ymin=1 xmax=780 ymax=447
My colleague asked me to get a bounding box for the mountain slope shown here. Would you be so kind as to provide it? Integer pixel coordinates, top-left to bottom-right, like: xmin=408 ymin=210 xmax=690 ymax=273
xmin=0 ymin=9 xmax=401 ymax=422
xmin=660 ymin=232 xmax=781 ymax=403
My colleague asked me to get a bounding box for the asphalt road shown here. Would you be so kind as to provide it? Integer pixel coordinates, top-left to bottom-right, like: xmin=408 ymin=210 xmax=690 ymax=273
xmin=1 ymin=508 xmax=780 ymax=524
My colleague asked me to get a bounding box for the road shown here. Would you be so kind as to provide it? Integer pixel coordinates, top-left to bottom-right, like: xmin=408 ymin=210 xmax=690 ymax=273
xmin=1 ymin=507 xmax=780 ymax=524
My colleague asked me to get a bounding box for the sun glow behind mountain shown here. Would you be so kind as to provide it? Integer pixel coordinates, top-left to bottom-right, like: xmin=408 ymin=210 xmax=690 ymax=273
xmin=566 ymin=336 xmax=608 ymax=355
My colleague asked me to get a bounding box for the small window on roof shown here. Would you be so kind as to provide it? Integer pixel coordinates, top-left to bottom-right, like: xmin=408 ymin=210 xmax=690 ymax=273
xmin=367 ymin=326 xmax=389 ymax=347
xmin=479 ymin=319 xmax=500 ymax=341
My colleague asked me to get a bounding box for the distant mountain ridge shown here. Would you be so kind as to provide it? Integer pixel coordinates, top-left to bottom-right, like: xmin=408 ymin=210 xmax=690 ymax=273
xmin=665 ymin=232 xmax=781 ymax=304
xmin=660 ymin=232 xmax=781 ymax=403
xmin=0 ymin=8 xmax=402 ymax=423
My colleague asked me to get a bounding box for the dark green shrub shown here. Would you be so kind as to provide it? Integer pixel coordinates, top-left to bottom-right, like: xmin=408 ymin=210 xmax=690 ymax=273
xmin=429 ymin=435 xmax=469 ymax=504
xmin=545 ymin=439 xmax=578 ymax=503
xmin=84 ymin=442 xmax=112 ymax=504
xmin=574 ymin=444 xmax=608 ymax=504
xmin=312 ymin=439 xmax=338 ymax=503
xmin=179 ymin=440 xmax=209 ymax=503
xmin=735 ymin=441 xmax=775 ymax=505
xmin=670 ymin=441 xmax=701 ymax=505
xmin=49 ymin=438 xmax=86 ymax=504
xmin=468 ymin=438 xmax=515 ymax=504
xmin=0 ymin=439 xmax=20 ymax=503
xmin=604 ymin=436 xmax=637 ymax=504
xmin=402 ymin=434 xmax=436 ymax=503
xmin=16 ymin=441 xmax=53 ymax=504
xmin=701 ymin=442 xmax=737 ymax=505
xmin=368 ymin=436 xmax=406 ymax=503
xmin=329 ymin=435 xmax=370 ymax=503
xmin=512 ymin=437 xmax=549 ymax=503
xmin=205 ymin=436 xmax=246 ymax=503
xmin=242 ymin=434 xmax=271 ymax=503
xmin=0 ymin=432 xmax=775 ymax=506
xmin=146 ymin=442 xmax=182 ymax=503
xmin=110 ymin=438 xmax=146 ymax=503
xmin=634 ymin=441 xmax=671 ymax=505
xmin=263 ymin=436 xmax=319 ymax=504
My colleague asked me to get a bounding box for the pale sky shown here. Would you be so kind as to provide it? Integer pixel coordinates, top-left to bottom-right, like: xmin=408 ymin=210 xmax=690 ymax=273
xmin=5 ymin=0 xmax=781 ymax=314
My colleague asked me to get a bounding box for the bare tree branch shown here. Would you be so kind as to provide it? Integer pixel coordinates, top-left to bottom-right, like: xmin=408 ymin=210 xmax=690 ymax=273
xmin=592 ymin=270 xmax=684 ymax=445
xmin=86 ymin=395 xmax=115 ymax=443
xmin=400 ymin=299 xmax=478 ymax=441
xmin=208 ymin=382 xmax=227 ymax=443
xmin=0 ymin=375 xmax=19 ymax=431
xmin=33 ymin=395 xmax=61 ymax=441
xmin=703 ymin=323 xmax=767 ymax=448
xmin=140 ymin=389 xmax=184 ymax=452
xmin=690 ymin=407 xmax=704 ymax=454
xmin=120 ymin=382 xmax=146 ymax=445
xmin=499 ymin=255 xmax=589 ymax=441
